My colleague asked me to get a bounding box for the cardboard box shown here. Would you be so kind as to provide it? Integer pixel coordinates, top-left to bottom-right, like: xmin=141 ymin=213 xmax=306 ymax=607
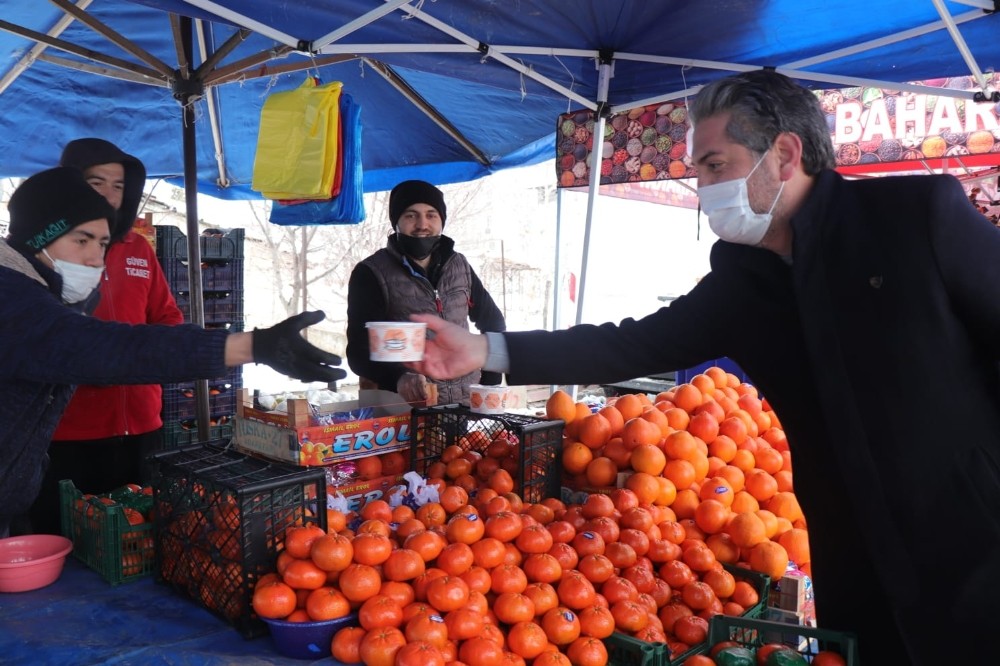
xmin=769 ymin=571 xmax=810 ymax=612
xmin=234 ymin=389 xmax=411 ymax=466
xmin=326 ymin=474 xmax=406 ymax=515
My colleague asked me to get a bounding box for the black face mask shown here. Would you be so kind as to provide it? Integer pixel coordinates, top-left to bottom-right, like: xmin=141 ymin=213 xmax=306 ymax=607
xmin=396 ymin=232 xmax=441 ymax=260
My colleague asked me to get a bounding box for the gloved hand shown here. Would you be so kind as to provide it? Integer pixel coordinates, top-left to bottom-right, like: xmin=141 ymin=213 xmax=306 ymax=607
xmin=252 ymin=311 xmax=347 ymax=383
xmin=396 ymin=372 xmax=429 ymax=403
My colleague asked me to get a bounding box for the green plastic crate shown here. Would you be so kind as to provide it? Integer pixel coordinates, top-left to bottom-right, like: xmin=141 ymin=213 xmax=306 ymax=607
xmin=704 ymin=614 xmax=859 ymax=665
xmin=607 ymin=630 xmax=671 ymax=666
xmin=608 ymin=563 xmax=771 ymax=665
xmin=58 ymin=479 xmax=156 ymax=585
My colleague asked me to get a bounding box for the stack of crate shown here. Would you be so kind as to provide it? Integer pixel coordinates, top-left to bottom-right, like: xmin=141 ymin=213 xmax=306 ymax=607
xmin=155 ymin=226 xmax=244 ymax=449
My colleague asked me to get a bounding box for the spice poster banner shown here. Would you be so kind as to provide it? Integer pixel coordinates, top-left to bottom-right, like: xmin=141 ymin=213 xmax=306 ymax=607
xmin=825 ymin=75 xmax=1000 ymax=174
xmin=555 ymin=75 xmax=1000 ymax=187
xmin=556 ymin=102 xmax=694 ymax=188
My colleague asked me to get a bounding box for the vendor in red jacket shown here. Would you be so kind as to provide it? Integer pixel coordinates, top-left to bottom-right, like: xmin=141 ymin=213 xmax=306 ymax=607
xmin=26 ymin=139 xmax=183 ymax=535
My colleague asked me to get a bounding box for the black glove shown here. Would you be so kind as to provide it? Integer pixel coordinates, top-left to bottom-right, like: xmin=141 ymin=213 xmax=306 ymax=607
xmin=252 ymin=311 xmax=348 ymax=383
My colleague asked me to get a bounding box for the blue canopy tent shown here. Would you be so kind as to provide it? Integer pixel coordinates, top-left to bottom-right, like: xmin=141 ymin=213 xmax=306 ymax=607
xmin=1 ymin=0 xmax=999 ymax=421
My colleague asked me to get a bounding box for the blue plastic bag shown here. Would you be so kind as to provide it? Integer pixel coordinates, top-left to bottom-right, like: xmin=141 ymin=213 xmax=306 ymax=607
xmin=269 ymin=92 xmax=366 ymax=225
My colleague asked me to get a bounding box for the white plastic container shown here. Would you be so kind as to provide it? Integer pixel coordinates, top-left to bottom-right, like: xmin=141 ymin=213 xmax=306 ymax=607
xmin=366 ymin=321 xmax=427 ymax=362
xmin=469 ymin=384 xmax=510 ymax=414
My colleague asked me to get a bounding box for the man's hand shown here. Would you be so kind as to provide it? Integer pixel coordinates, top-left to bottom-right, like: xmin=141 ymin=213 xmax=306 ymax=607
xmin=252 ymin=311 xmax=348 ymax=383
xmin=396 ymin=372 xmax=429 ymax=402
xmin=405 ymin=313 xmax=489 ymax=379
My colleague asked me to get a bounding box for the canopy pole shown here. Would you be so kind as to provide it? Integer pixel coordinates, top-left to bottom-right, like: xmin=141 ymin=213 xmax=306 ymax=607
xmin=569 ymin=56 xmax=614 ymax=401
xmin=549 ymin=186 xmax=564 ymax=399
xmin=0 ymin=0 xmax=90 ymax=95
xmin=930 ymin=0 xmax=994 ymax=93
xmin=173 ymin=15 xmax=211 ymax=441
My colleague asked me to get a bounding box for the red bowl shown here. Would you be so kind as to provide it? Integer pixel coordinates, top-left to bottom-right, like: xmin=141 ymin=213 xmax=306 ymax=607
xmin=0 ymin=534 xmax=73 ymax=593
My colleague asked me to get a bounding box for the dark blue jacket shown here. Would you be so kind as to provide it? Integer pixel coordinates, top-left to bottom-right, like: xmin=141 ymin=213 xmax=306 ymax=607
xmin=0 ymin=241 xmax=229 ymax=533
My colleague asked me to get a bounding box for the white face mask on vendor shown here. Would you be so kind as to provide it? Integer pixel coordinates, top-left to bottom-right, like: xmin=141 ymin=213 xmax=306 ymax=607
xmin=697 ymin=151 xmax=785 ymax=246
xmin=42 ymin=248 xmax=104 ymax=304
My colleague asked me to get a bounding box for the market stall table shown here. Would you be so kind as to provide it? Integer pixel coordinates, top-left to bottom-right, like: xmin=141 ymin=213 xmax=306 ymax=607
xmin=0 ymin=558 xmax=343 ymax=665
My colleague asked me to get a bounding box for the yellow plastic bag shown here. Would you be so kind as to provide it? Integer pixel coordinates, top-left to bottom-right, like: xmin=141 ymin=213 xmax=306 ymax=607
xmin=252 ymin=77 xmax=342 ymax=199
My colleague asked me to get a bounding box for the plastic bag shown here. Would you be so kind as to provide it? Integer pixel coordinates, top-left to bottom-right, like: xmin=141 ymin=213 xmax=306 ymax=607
xmin=252 ymin=76 xmax=342 ymax=200
xmin=269 ymin=92 xmax=365 ymax=225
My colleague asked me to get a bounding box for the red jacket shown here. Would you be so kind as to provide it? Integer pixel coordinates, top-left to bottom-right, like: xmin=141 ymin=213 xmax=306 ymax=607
xmin=52 ymin=231 xmax=183 ymax=440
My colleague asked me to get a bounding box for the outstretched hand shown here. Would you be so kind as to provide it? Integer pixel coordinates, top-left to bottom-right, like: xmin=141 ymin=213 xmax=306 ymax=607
xmin=405 ymin=313 xmax=489 ymax=379
xmin=252 ymin=310 xmax=348 ymax=383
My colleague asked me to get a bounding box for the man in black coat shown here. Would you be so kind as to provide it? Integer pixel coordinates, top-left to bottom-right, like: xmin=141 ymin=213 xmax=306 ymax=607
xmin=407 ymin=71 xmax=1000 ymax=664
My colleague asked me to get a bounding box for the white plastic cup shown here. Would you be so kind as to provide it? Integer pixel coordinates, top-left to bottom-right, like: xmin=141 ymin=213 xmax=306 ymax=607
xmin=366 ymin=321 xmax=427 ymax=362
xmin=469 ymin=384 xmax=510 ymax=414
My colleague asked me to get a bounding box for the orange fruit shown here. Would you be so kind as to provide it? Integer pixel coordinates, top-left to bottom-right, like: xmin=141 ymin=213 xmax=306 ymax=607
xmin=726 ymin=511 xmax=767 ymax=548
xmin=672 ymin=384 xmax=704 ymax=413
xmin=777 ymin=527 xmax=811 ymax=566
xmin=662 ymin=407 xmax=690 ymax=431
xmin=745 ymin=470 xmax=778 ymax=502
xmin=357 ymin=455 xmax=383 ymax=480
xmin=765 ymin=492 xmax=804 ymax=523
xmin=690 ymin=374 xmax=716 ymax=396
xmin=562 ymin=441 xmax=594 ymax=475
xmin=693 ymin=499 xmax=730 ymax=535
xmin=662 ymin=459 xmax=696 ymax=490
xmin=623 ymin=471 xmax=660 ymax=505
xmin=707 ymin=435 xmax=737 ymax=463
xmin=698 ymin=476 xmax=734 ymax=507
xmin=621 ymin=418 xmax=662 ymax=449
xmin=730 ymin=491 xmax=760 ymax=515
xmin=670 ymin=488 xmax=699 ymax=520
xmin=597 ymin=406 xmax=625 ymax=436
xmin=663 ymin=431 xmax=698 ymax=461
xmin=612 ymin=394 xmax=645 ymax=422
xmin=718 ymin=416 xmax=748 ymax=445
xmin=584 ymin=457 xmax=618 ymax=487
xmin=654 ymin=476 xmax=678 ymax=506
xmin=546 ymin=390 xmax=577 ymax=423
xmin=577 ymin=414 xmax=612 ymax=450
xmin=630 ymin=444 xmax=666 ymax=475
xmin=749 ymin=540 xmax=789 ymax=580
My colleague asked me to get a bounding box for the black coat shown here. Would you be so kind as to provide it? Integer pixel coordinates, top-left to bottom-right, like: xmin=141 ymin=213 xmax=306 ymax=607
xmin=505 ymin=170 xmax=1000 ymax=663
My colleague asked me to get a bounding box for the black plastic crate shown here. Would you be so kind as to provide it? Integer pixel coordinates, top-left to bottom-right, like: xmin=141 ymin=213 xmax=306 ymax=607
xmin=155 ymin=225 xmax=244 ymax=260
xmin=162 ymin=383 xmax=240 ymax=421
xmin=161 ymin=420 xmax=234 ymax=451
xmin=167 ymin=367 xmax=243 ymax=395
xmin=174 ymin=291 xmax=244 ymax=326
xmin=161 ymin=257 xmax=244 ymax=293
xmin=149 ymin=441 xmax=326 ymax=638
xmin=410 ymin=404 xmax=563 ymax=503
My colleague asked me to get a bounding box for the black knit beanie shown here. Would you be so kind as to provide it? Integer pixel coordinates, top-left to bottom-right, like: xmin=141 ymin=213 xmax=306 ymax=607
xmin=388 ymin=180 xmax=447 ymax=229
xmin=7 ymin=167 xmax=116 ymax=254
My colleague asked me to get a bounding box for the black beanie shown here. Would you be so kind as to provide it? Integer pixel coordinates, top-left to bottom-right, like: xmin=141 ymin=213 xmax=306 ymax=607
xmin=388 ymin=180 xmax=447 ymax=229
xmin=7 ymin=167 xmax=116 ymax=255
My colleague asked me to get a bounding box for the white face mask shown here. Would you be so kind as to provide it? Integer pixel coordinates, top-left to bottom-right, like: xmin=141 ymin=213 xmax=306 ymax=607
xmin=697 ymin=151 xmax=785 ymax=246
xmin=42 ymin=248 xmax=104 ymax=304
